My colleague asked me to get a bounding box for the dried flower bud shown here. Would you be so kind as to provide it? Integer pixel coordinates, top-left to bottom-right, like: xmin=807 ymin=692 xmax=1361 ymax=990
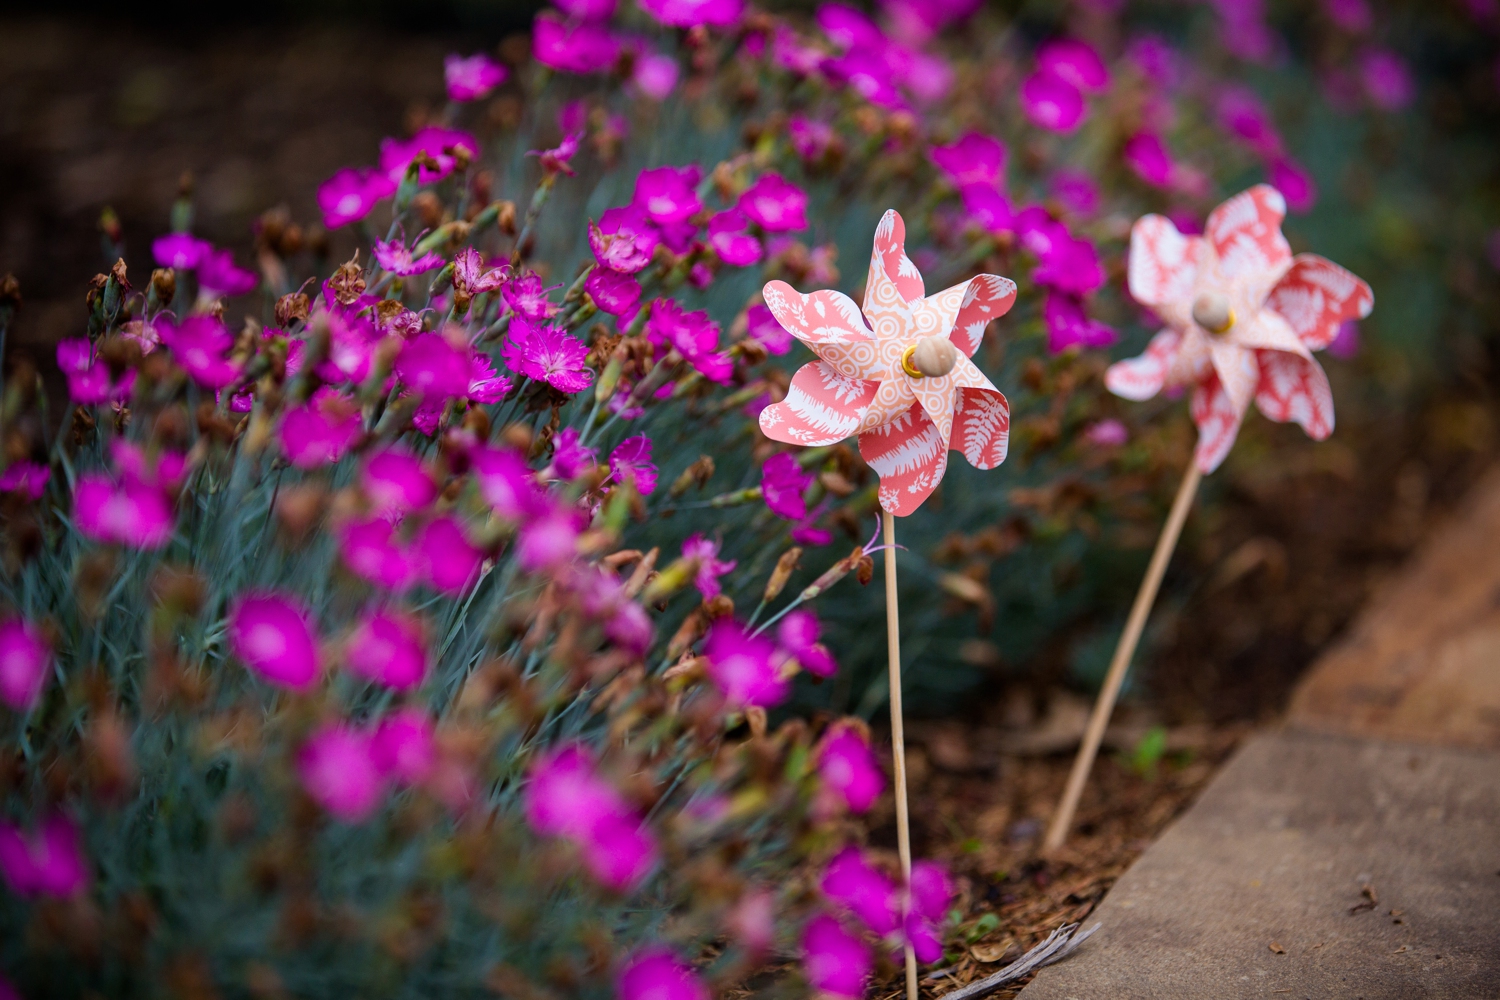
xmin=500 ymin=423 xmax=532 ymax=452
xmin=496 ymin=200 xmax=518 ymax=236
xmin=798 ymin=546 xmax=862 ymax=602
xmin=669 ymin=455 xmax=716 ymax=498
xmin=413 ymin=191 xmax=445 ymax=230
xmin=99 ymin=336 xmax=142 ymax=379
xmin=274 ymin=292 xmax=310 ymax=328
xmin=764 ymin=547 xmax=802 ymax=602
xmin=329 ymin=252 xmax=366 ymax=306
xmin=150 ymin=268 xmax=177 ymax=305
xmin=274 ymin=484 xmax=326 ymax=539
xmin=704 ymin=594 xmax=734 ymax=619
xmin=151 ymin=566 xmax=207 ymax=617
xmin=855 ymin=550 xmax=875 ymax=586
xmin=99 ymin=206 xmax=124 ymax=246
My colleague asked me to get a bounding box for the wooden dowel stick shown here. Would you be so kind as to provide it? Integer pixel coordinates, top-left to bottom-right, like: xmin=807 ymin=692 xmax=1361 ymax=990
xmin=883 ymin=511 xmax=918 ymax=1000
xmin=1044 ymin=461 xmax=1203 ymax=852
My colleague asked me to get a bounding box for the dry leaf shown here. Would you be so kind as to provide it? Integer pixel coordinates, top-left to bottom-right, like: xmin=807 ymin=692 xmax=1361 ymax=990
xmin=970 ymin=939 xmax=1016 ymax=964
xmin=1268 ymin=941 xmax=1286 ymax=955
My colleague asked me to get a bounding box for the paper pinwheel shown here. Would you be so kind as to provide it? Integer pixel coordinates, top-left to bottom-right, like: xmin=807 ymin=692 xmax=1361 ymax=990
xmin=758 ymin=210 xmax=1017 ymax=515
xmin=1106 ymin=184 xmax=1373 ymax=472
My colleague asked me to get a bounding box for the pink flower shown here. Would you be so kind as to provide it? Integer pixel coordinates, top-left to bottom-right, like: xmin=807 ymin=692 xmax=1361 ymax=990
xmin=151 ymin=233 xmax=212 ymax=270
xmin=56 ymin=340 xmax=129 ymax=405
xmin=346 ymin=609 xmax=428 ymax=690
xmin=746 ymin=304 xmax=793 ymax=355
xmin=0 ymin=815 xmax=88 ymax=897
xmin=632 ymin=51 xmax=680 ymax=99
xmin=380 ymin=127 xmax=480 ymax=185
xmin=617 ymin=949 xmax=709 ymax=1000
xmin=822 ymin=50 xmax=905 ymax=109
xmin=776 ymin=609 xmax=837 ymax=677
xmin=1020 ymin=71 xmax=1085 ymax=132
xmin=1328 ymin=320 xmax=1361 ymax=360
xmin=818 ymin=725 xmax=883 ymax=811
xmin=638 ymin=0 xmax=744 ymax=28
xmin=728 ymin=889 xmax=776 ymax=954
xmin=550 ymin=428 xmax=598 ymax=480
xmin=525 ymin=745 xmax=658 ymax=889
xmin=0 ymin=462 xmax=50 ymax=501
xmin=517 ymin=505 xmax=582 ymax=572
xmin=930 ymin=132 xmax=1006 ymax=189
xmin=316 ymin=308 xmax=380 ymax=384
xmin=416 ymin=516 xmax=484 ymax=593
xmin=503 ymin=273 xmax=560 ymax=322
xmin=708 ymin=211 xmax=764 ymax=267
xmin=960 ymin=185 xmax=1013 ymax=235
xmin=580 ymin=813 xmax=658 ymax=889
xmin=556 ymin=0 xmax=616 ymax=18
xmin=363 ymin=450 xmax=437 ymax=515
xmin=906 ymin=859 xmax=954 ymax=959
xmin=1038 ymin=38 xmax=1110 ymax=93
xmin=646 ymin=300 xmax=730 ymax=383
xmin=318 ymin=168 xmax=396 ymax=229
xmin=788 ymin=116 xmax=838 ymax=163
xmin=454 ymin=247 xmax=509 ymax=295
xmin=1085 ymin=419 xmax=1129 ymax=447
xmin=590 ymin=212 xmax=656 ymax=275
xmin=1123 ymin=133 xmax=1174 ymax=188
xmin=280 ymin=389 xmax=362 ymax=468
xmin=586 ymin=267 xmax=643 ymax=316
xmin=474 ymin=446 xmax=542 ymax=520
xmin=1323 ymin=0 xmax=1371 ymax=31
xmin=704 ymin=618 xmax=785 ymax=707
xmin=1043 ymin=291 xmax=1118 ymax=354
xmin=298 ymin=724 xmax=384 ymax=822
xmin=1127 ymin=34 xmax=1179 ymax=89
xmin=340 ymin=518 xmax=418 ymax=591
xmin=529 ymin=133 xmax=582 ymax=177
xmin=533 ymin=14 xmax=622 ymax=74
xmin=1270 ymin=157 xmax=1318 ymax=213
xmin=1052 ymin=170 xmax=1100 ymax=215
xmin=1217 ymin=87 xmax=1282 ymax=157
xmin=761 ymin=452 xmax=812 ymax=520
xmin=633 ymin=165 xmax=703 ymax=226
xmin=1018 ymin=208 xmax=1105 ymax=297
xmin=821 ymin=847 xmax=900 ymax=935
xmin=372 ymin=239 xmax=443 ymax=277
xmin=738 ymin=173 xmax=808 ymax=232
xmin=397 ymin=333 xmax=473 ymax=400
xmin=817 ymin=3 xmax=885 ymax=49
xmin=803 ymin=914 xmax=871 ymax=998
xmin=227 ymin=592 xmax=321 ymax=690
xmin=465 ymin=352 xmax=512 ymax=403
xmin=73 ymin=473 xmax=174 ymax=550
xmin=608 ymin=436 xmax=658 ymax=495
xmin=1360 ymin=49 xmax=1413 ymax=110
xmin=0 ymin=618 xmax=51 ymax=711
xmin=370 ymin=708 xmax=437 ymax=785
xmin=502 ymin=320 xmax=594 ymax=394
xmin=682 ymin=533 xmax=735 ymax=599
xmin=197 ymin=248 xmax=257 ymax=297
xmin=158 ymin=315 xmax=241 ymax=389
xmin=445 ymin=53 xmax=508 ymax=102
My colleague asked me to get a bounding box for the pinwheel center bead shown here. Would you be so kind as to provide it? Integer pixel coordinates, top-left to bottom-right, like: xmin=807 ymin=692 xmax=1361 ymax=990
xmin=1192 ymin=292 xmax=1236 ymax=335
xmin=901 ymin=336 xmax=958 ymax=379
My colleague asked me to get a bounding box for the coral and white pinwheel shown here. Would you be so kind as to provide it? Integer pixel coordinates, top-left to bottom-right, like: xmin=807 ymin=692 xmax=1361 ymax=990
xmin=1107 ymin=185 xmax=1373 ymax=473
xmin=758 ymin=210 xmax=1017 ymax=516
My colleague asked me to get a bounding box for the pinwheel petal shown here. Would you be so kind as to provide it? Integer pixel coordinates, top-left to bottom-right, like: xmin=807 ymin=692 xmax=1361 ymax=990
xmin=1204 ymin=184 xmax=1292 ymax=294
xmin=1127 ymin=215 xmax=1201 ymax=311
xmin=868 ymin=209 xmax=925 ymax=306
xmin=1254 ymin=350 xmax=1335 ymax=440
xmin=1190 ymin=373 xmax=1247 ymax=474
xmin=860 ymin=402 xmax=949 ymax=517
xmin=918 ymin=274 xmax=1018 ymax=358
xmin=1207 ymin=338 xmax=1261 ymax=415
xmin=761 ymin=282 xmax=884 ymax=379
xmin=1233 ymin=309 xmax=1310 ymax=358
xmin=851 ymin=378 xmax=918 ymax=435
xmin=759 ymin=361 xmax=880 ymax=446
xmin=952 ymin=386 xmax=1010 ymax=469
xmin=1264 ymin=254 xmax=1374 ymax=351
xmin=1104 ymin=329 xmax=1182 ymax=401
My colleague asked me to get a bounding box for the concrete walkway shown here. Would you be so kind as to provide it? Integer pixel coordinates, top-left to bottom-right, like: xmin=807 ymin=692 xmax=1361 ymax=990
xmin=1019 ymin=466 xmax=1500 ymax=999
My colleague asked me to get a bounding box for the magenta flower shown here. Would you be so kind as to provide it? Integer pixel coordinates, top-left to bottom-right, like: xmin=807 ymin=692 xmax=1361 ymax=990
xmin=761 ymin=453 xmax=812 ymax=521
xmin=56 ymin=340 xmax=129 ymax=405
xmin=821 ymin=847 xmax=901 ymax=935
xmin=73 ymin=473 xmax=174 ymax=550
xmin=1020 ymin=71 xmax=1085 ymax=131
xmin=373 ymin=239 xmax=443 ymax=277
xmin=960 ymin=185 xmax=1013 ymax=235
xmin=633 ymin=165 xmax=702 ymax=226
xmin=380 ymin=126 xmax=480 ymax=185
xmin=152 ymin=232 xmax=212 ymax=270
xmin=1017 ymin=208 xmax=1105 ymax=296
xmin=580 ymin=812 xmax=658 ymax=889
xmin=646 ymin=300 xmax=730 ymax=383
xmin=608 ymin=436 xmax=658 ymax=495
xmin=822 ymin=49 xmax=905 ymax=109
xmin=363 ymin=450 xmax=437 ymax=515
xmin=930 ymin=132 xmax=1006 ymax=189
xmin=280 ymin=389 xmax=362 ymax=468
xmin=909 ymin=858 xmax=953 ymax=923
xmin=704 ymin=618 xmax=785 ymax=707
xmin=525 ymin=744 xmax=658 ymax=889
xmin=788 ymin=115 xmax=838 ymax=163
xmin=473 ymin=446 xmax=542 ymax=520
xmin=1328 ymin=320 xmax=1361 ymax=360
xmin=502 ymin=320 xmax=594 ymax=394
xmin=776 ymin=609 xmax=837 ymax=678
xmin=1360 ymin=49 xmax=1413 ymax=110
xmin=708 ymin=211 xmax=764 ymax=267
xmin=550 ymin=428 xmax=598 ymax=480
xmin=1085 ymin=419 xmax=1129 ymax=447
xmin=1123 ymin=132 xmax=1174 ymax=188
xmin=1217 ymin=87 xmax=1283 ymax=157
xmin=1052 ymin=169 xmax=1100 ymax=214
xmin=818 ymin=725 xmax=883 ymax=812
xmin=745 ymin=304 xmax=792 ymax=355
xmin=682 ymin=533 xmax=735 ymax=600
xmin=1270 ymin=157 xmax=1318 ymax=213
xmin=1127 ymin=34 xmax=1180 ymax=89
xmin=315 ymin=307 xmax=380 ymax=384
xmin=0 ymin=618 xmax=51 ymax=711
xmin=1323 ymin=0 xmax=1371 ymax=31
xmin=503 ymin=273 xmax=560 ymax=322
xmin=556 ymin=0 xmax=616 ymax=18
xmin=228 ymin=592 xmax=321 ymax=690
xmin=1043 ymin=292 xmax=1117 ymax=354
xmin=346 ymin=609 xmax=428 ymax=691
xmin=0 ymin=462 xmax=50 ymax=501
xmin=517 ymin=506 xmax=582 ymax=572
xmin=1038 ymin=38 xmax=1110 ymax=93
xmin=318 ymin=168 xmax=396 ymax=229
xmin=158 ymin=315 xmax=241 ymax=389
xmin=397 ymin=333 xmax=473 ymax=400
xmin=416 ymin=516 xmax=483 ymax=593
xmin=465 ymin=352 xmax=512 ymax=403
xmin=803 ymin=915 xmax=871 ymax=998
xmin=590 ymin=212 xmax=656 ymax=274
xmin=111 ymin=440 xmax=187 ymax=493
xmin=445 ymin=52 xmax=508 ymax=101
xmin=738 ymin=173 xmax=808 ymax=232
xmin=370 ymin=707 xmax=437 ymax=785
xmin=453 ymin=247 xmax=509 ymax=295
xmin=197 ymin=248 xmax=258 ymax=297
xmin=632 ymin=51 xmax=680 ymax=99
xmin=340 ymin=518 xmax=418 ymax=591
xmin=638 ymin=0 xmax=744 ymax=28
xmin=586 ymin=267 xmax=643 ymax=316
xmin=0 ymin=815 xmax=88 ymax=897
xmin=533 ymin=14 xmax=622 ymax=74
xmin=529 ymin=132 xmax=582 ymax=177
xmin=617 ymin=949 xmax=709 ymax=1000
xmin=298 ymin=724 xmax=384 ymax=822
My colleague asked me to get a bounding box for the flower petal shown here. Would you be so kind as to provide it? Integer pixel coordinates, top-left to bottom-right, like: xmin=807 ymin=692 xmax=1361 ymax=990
xmin=1263 ymin=253 xmax=1374 ymax=351
xmin=1255 ymin=350 xmax=1335 ymax=440
xmin=759 ymin=361 xmax=879 ymax=447
xmin=859 ymin=401 xmax=948 ymax=517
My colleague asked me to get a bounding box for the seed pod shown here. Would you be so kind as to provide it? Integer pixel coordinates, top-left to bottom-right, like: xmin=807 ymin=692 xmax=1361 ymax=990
xmin=763 ymin=547 xmax=802 ymax=602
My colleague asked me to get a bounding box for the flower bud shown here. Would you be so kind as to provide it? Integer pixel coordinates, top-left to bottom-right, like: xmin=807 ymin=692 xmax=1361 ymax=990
xmin=763 ymin=547 xmax=802 ymax=602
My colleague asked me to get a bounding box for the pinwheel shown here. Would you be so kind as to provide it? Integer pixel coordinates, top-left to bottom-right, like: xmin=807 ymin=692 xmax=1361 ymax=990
xmin=761 ymin=209 xmax=1016 ymax=999
xmin=1045 ymin=185 xmax=1374 ymax=850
